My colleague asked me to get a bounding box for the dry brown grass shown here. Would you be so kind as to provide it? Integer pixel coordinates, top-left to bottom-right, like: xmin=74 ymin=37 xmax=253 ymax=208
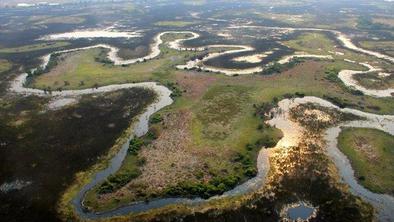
xmin=175 ymin=71 xmax=218 ymax=99
xmin=97 ymin=109 xmax=212 ymax=203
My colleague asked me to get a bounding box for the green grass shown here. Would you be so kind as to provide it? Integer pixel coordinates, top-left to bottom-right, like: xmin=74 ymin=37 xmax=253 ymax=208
xmin=154 ymin=21 xmax=199 ymax=27
xmin=195 ymin=85 xmax=251 ymax=140
xmin=191 ymin=84 xmax=283 ymax=178
xmin=31 ymin=43 xmax=236 ymax=91
xmin=284 ymin=32 xmax=337 ymax=55
xmin=0 ymin=42 xmax=70 ymax=53
xmin=286 ymin=33 xmax=334 ymax=54
xmin=0 ymin=59 xmax=12 ymax=73
xmin=32 ymin=47 xmax=196 ymax=90
xmin=338 ymin=128 xmax=394 ymax=194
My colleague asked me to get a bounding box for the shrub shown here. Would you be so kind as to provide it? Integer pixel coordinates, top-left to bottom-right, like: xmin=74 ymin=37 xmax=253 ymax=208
xmin=246 ymin=143 xmax=254 ymax=151
xmin=166 ymin=82 xmax=182 ymax=98
xmin=244 ymin=167 xmax=257 ymax=177
xmin=324 ymin=68 xmax=341 ymax=83
xmin=256 ymin=136 xmax=278 ymax=148
xmin=98 ymin=171 xmax=141 ymax=194
xmin=165 ymin=175 xmax=241 ymax=199
xmin=150 ymin=113 xmax=163 ymax=124
xmin=295 ymin=92 xmax=305 ymax=98
xmin=261 ymin=59 xmax=301 ymax=75
xmin=254 ymin=102 xmax=275 ymax=119
xmin=128 ymin=137 xmax=144 ymax=155
xmin=146 ymin=130 xmax=158 ymax=140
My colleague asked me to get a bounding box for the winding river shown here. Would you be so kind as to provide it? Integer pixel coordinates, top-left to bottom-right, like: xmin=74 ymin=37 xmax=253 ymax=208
xmin=7 ymin=27 xmax=394 ymax=220
xmin=38 ymin=28 xmax=394 ymax=95
xmin=9 ymin=30 xmax=275 ymax=219
xmin=229 ymin=25 xmax=394 ymax=97
xmin=338 ymin=61 xmax=394 ymax=97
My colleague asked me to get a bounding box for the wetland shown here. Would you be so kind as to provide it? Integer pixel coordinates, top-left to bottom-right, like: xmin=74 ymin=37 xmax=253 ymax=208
xmin=0 ymin=0 xmax=393 ymax=221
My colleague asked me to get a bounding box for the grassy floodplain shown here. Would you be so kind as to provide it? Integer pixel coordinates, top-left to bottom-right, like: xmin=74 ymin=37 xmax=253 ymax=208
xmin=284 ymin=32 xmax=390 ymax=66
xmin=30 ymin=31 xmax=394 ymax=218
xmin=284 ymin=32 xmax=337 ymax=54
xmin=31 ymin=47 xmax=194 ymax=90
xmin=338 ymin=128 xmax=394 ymax=194
xmin=0 ymin=42 xmax=70 ymax=53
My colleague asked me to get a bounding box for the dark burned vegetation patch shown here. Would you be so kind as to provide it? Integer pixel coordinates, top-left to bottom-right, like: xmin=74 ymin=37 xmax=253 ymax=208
xmin=0 ymin=88 xmax=155 ymax=222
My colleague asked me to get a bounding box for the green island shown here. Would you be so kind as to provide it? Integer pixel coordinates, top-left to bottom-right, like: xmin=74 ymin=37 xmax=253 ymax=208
xmin=338 ymin=128 xmax=394 ymax=195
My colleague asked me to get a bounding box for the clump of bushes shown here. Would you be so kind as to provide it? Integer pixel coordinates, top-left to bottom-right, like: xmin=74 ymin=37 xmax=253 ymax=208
xmin=261 ymin=58 xmax=301 ymax=75
xmin=128 ymin=137 xmax=144 ymax=155
xmin=255 ymin=135 xmax=279 ymax=148
xmin=165 ymin=175 xmax=240 ymax=199
xmin=322 ymin=95 xmax=353 ymax=109
xmin=146 ymin=129 xmax=158 ymax=140
xmin=349 ymin=89 xmax=364 ymax=96
xmin=98 ymin=128 xmax=160 ymax=194
xmin=254 ymin=102 xmax=276 ymax=120
xmin=324 ymin=67 xmax=341 ymax=83
xmin=233 ymin=152 xmax=258 ymax=177
xmin=98 ymin=171 xmax=141 ymax=194
xmin=150 ymin=113 xmax=163 ymax=124
xmin=128 ymin=128 xmax=160 ymax=155
xmin=324 ymin=67 xmax=364 ymax=96
xmin=165 ymin=82 xmax=183 ymax=98
xmin=95 ymin=50 xmax=114 ymax=65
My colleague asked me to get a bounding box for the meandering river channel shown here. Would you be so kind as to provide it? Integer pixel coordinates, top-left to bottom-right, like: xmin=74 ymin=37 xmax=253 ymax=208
xmin=8 ymin=27 xmax=394 ymax=220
